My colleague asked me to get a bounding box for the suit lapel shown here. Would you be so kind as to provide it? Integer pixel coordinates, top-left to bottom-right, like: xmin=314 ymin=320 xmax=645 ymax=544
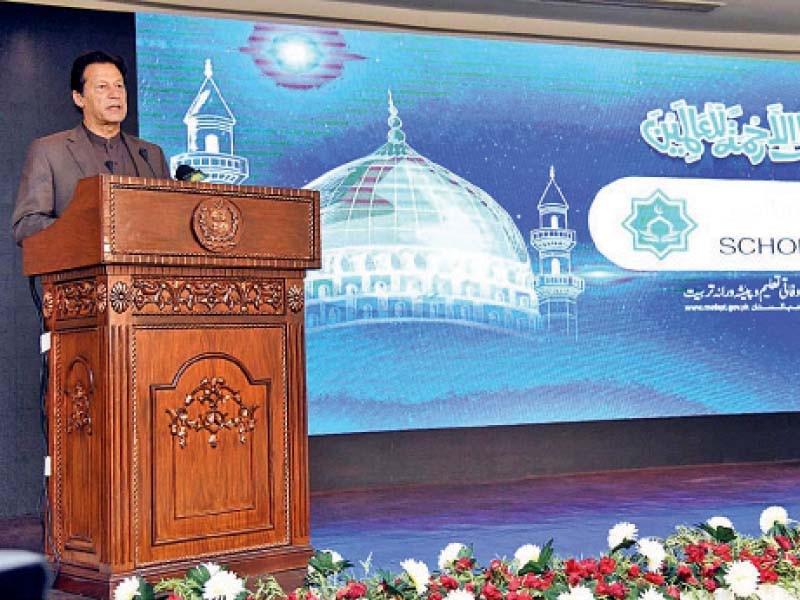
xmin=124 ymin=133 xmax=149 ymax=178
xmin=66 ymin=124 xmax=99 ymax=177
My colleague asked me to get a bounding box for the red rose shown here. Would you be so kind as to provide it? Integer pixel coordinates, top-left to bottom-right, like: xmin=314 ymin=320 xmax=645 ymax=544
xmin=440 ymin=576 xmax=459 ymax=591
xmin=607 ymin=582 xmax=627 ymax=599
xmin=595 ymin=579 xmax=626 ymax=599
xmin=508 ymin=577 xmax=520 ymax=592
xmin=676 ymin=565 xmax=693 ymax=580
xmin=775 ymin=536 xmax=792 ymax=552
xmin=466 ymin=583 xmax=475 ymax=592
xmin=564 ymin=559 xmax=581 ymax=575
xmin=685 ymin=544 xmax=705 ymax=564
xmin=644 ymin=573 xmax=665 ymax=586
xmin=627 ymin=565 xmax=641 ymax=578
xmin=666 ymin=586 xmax=680 ymax=599
xmin=481 ymin=582 xmax=503 ymax=600
xmin=520 ymin=574 xmax=550 ymax=591
xmin=598 ymin=557 xmax=616 ymax=575
xmin=581 ymin=558 xmax=598 ymax=576
xmin=456 ymin=558 xmax=473 ymax=573
xmin=703 ymin=578 xmax=717 ymax=592
xmin=568 ymin=574 xmax=582 ymax=586
xmin=700 ymin=564 xmax=718 ymax=578
xmin=516 ymin=593 xmax=533 ymax=600
xmin=430 ymin=594 xmax=443 ymax=600
xmin=336 ymin=581 xmax=367 ymax=600
xmin=760 ymin=569 xmax=779 ymax=583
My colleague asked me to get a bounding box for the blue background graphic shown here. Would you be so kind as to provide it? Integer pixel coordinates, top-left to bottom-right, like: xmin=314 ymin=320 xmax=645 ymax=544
xmin=137 ymin=14 xmax=800 ymax=434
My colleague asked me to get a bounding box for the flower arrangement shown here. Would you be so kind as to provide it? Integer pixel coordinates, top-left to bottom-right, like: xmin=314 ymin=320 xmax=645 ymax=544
xmin=114 ymin=506 xmax=800 ymax=600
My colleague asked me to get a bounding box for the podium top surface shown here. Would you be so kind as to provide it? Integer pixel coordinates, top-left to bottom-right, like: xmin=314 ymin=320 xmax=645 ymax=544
xmin=23 ymin=175 xmax=321 ymax=275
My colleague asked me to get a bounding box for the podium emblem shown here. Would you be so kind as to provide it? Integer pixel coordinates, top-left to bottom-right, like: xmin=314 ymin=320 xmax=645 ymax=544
xmin=192 ymin=197 xmax=243 ymax=252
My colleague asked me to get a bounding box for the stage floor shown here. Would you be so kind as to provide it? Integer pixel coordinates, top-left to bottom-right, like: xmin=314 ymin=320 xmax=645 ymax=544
xmin=311 ymin=461 xmax=800 ymax=571
xmin=2 ymin=461 xmax=798 ymax=599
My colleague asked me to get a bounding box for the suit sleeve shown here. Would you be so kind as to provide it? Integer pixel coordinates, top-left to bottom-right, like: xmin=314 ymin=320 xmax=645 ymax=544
xmin=156 ymin=145 xmax=170 ymax=179
xmin=11 ymin=139 xmax=56 ymax=245
xmin=145 ymin=142 xmax=171 ymax=179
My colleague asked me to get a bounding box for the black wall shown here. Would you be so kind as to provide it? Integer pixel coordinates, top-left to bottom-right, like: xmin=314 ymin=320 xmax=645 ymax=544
xmin=0 ymin=2 xmax=137 ymax=518
xmin=1 ymin=1 xmax=798 ymax=520
xmin=309 ymin=413 xmax=800 ymax=490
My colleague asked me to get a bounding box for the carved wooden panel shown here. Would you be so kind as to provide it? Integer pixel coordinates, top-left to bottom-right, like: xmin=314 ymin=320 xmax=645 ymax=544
xmin=54 ymin=330 xmax=103 ymax=567
xmin=108 ymin=278 xmax=285 ymax=315
xmin=55 ymin=280 xmax=98 ymax=320
xmin=65 ymin=357 xmax=94 ymax=435
xmin=134 ymin=325 xmax=288 ymax=565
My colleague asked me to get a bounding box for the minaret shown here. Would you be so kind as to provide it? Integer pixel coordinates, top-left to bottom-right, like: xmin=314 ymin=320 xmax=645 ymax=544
xmin=530 ymin=166 xmax=584 ymax=336
xmin=171 ymin=59 xmax=249 ymax=184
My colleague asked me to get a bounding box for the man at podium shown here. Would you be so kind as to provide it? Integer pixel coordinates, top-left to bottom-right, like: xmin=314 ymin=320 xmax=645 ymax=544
xmin=11 ymin=50 xmax=170 ymax=244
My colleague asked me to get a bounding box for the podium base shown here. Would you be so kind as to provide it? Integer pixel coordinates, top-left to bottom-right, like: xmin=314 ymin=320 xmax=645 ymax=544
xmin=52 ymin=544 xmax=313 ymax=599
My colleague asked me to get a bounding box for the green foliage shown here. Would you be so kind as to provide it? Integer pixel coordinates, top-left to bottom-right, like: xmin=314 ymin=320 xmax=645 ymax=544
xmin=518 ymin=539 xmax=554 ymax=575
xmin=252 ymin=575 xmax=287 ymax=600
xmin=609 ymin=538 xmax=637 ymax=555
xmin=698 ymin=522 xmax=737 ymax=543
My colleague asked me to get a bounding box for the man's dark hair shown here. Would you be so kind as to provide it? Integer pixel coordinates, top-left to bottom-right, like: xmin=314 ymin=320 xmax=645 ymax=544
xmin=70 ymin=51 xmax=127 ymax=94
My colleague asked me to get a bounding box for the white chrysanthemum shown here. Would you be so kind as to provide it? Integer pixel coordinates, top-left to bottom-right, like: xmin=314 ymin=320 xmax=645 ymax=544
xmin=640 ymin=587 xmax=667 ymax=600
xmin=401 ymin=558 xmax=430 ymax=595
xmin=558 ymin=585 xmax=595 ymax=600
xmin=713 ymin=590 xmax=735 ymax=600
xmin=113 ymin=576 xmax=141 ymax=600
xmin=608 ymin=522 xmax=638 ymax=549
xmin=200 ymin=562 xmax=222 ymax=576
xmin=637 ymin=538 xmax=666 ymax=572
xmin=514 ymin=544 xmax=541 ymax=570
xmin=438 ymin=543 xmax=466 ymax=570
xmin=203 ymin=570 xmax=246 ymax=600
xmin=707 ymin=516 xmax=734 ymax=530
xmin=756 ymin=585 xmax=795 ymax=600
xmin=683 ymin=591 xmax=713 ymax=600
xmin=760 ymin=506 xmax=789 ymax=534
xmin=724 ymin=560 xmax=760 ymax=598
xmin=445 ymin=590 xmax=475 ymax=600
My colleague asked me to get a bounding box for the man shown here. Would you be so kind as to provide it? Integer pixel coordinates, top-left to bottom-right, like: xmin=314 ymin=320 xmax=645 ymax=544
xmin=11 ymin=50 xmax=170 ymax=244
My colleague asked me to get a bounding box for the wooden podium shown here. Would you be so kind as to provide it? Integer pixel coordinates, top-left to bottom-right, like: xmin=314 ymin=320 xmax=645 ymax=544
xmin=22 ymin=175 xmax=320 ymax=598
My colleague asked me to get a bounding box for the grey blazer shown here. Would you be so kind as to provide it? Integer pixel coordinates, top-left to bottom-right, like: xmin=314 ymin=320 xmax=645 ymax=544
xmin=11 ymin=124 xmax=170 ymax=244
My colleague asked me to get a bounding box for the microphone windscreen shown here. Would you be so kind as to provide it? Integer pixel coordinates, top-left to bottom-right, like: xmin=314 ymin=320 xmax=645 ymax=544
xmin=175 ymin=164 xmax=193 ymax=181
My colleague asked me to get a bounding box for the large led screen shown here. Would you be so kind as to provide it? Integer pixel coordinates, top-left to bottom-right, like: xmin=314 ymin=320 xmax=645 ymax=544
xmin=137 ymin=14 xmax=800 ymax=434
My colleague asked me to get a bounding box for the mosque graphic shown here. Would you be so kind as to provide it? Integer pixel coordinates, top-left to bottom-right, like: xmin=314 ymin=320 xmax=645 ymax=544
xmin=171 ymin=61 xmax=584 ymax=336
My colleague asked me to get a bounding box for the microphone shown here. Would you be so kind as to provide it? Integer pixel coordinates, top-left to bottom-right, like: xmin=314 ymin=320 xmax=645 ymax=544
xmin=174 ymin=164 xmax=207 ymax=182
xmin=104 ymin=160 xmax=115 ymax=174
xmin=138 ymin=147 xmax=158 ymax=177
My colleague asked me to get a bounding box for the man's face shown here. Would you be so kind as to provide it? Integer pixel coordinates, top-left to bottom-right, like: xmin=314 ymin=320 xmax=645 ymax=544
xmin=72 ymin=62 xmax=127 ymax=131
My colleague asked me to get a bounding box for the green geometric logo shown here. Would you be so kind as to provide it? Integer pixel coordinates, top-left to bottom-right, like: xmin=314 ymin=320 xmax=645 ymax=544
xmin=622 ymin=189 xmax=697 ymax=259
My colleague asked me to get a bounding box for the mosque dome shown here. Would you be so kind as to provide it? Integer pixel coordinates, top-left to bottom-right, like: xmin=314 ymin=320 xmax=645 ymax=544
xmin=303 ymin=93 xmax=540 ymax=332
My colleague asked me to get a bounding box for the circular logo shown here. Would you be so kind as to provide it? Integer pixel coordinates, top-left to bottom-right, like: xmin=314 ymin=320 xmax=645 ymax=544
xmin=192 ymin=198 xmax=243 ymax=253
